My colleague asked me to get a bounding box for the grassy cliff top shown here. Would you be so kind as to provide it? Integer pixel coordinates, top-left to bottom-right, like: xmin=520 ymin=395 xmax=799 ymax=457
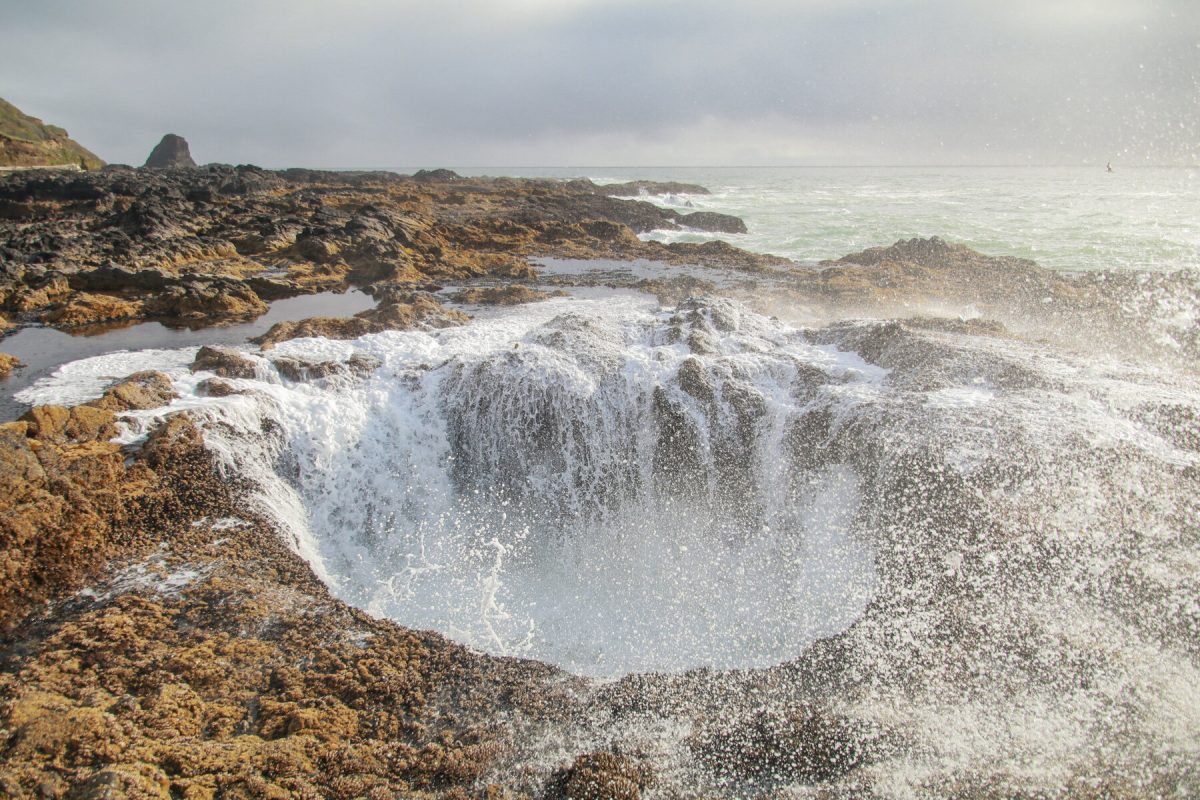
xmin=0 ymin=97 xmax=104 ymax=170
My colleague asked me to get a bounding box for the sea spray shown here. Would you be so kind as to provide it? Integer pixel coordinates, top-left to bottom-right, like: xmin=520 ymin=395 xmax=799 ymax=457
xmin=15 ymin=287 xmax=1200 ymax=792
xmin=167 ymin=294 xmax=885 ymax=676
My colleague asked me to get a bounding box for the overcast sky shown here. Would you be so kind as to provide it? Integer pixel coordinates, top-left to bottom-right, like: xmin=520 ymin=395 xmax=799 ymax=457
xmin=3 ymin=0 xmax=1197 ymax=167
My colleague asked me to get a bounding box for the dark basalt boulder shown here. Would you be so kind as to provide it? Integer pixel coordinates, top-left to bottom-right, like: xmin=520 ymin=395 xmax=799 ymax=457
xmin=600 ymin=179 xmax=711 ymax=197
xmin=411 ymin=168 xmax=461 ymax=183
xmin=677 ymin=211 xmax=748 ymax=234
xmin=143 ymin=134 xmax=196 ymax=169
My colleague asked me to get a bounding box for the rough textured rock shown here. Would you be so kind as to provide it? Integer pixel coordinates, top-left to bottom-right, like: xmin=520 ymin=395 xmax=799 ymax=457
xmin=0 ymin=167 xmax=779 ymax=334
xmin=142 ymin=134 xmax=196 ymax=169
xmin=271 ymin=352 xmax=380 ymax=382
xmin=195 ymin=376 xmax=240 ymax=397
xmin=141 ymin=278 xmax=268 ymax=322
xmin=87 ymin=371 xmax=177 ymax=413
xmin=39 ymin=293 xmax=143 ymax=327
xmin=589 ymin=179 xmax=710 ymax=197
xmin=253 ymin=292 xmax=468 ymax=348
xmin=547 ymin=752 xmax=652 ymax=800
xmin=190 ymin=346 xmax=259 ymax=379
xmin=677 ymin=210 xmax=748 ymax=234
xmin=0 ymin=352 xmax=21 ymax=377
xmin=0 ymin=390 xmax=587 ymax=799
xmin=0 ymin=399 xmax=130 ymax=626
xmin=690 ymin=709 xmax=868 ymax=786
xmin=449 ymin=284 xmax=566 ymax=305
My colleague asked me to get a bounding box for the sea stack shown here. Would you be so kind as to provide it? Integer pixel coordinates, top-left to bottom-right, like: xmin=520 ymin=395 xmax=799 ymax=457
xmin=143 ymin=133 xmax=196 ymax=168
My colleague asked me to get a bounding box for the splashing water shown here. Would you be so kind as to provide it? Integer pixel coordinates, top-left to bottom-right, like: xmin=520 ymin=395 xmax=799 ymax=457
xmin=172 ymin=294 xmax=884 ymax=676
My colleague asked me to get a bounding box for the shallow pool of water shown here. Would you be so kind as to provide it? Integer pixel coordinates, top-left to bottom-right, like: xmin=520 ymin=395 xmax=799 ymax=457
xmin=0 ymin=289 xmax=375 ymax=420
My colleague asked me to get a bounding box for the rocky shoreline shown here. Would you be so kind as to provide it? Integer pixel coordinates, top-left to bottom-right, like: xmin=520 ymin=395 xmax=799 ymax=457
xmin=0 ymin=166 xmax=809 ymax=798
xmin=1 ymin=166 xmax=1197 ymax=798
xmin=0 ymin=166 xmax=776 ymax=341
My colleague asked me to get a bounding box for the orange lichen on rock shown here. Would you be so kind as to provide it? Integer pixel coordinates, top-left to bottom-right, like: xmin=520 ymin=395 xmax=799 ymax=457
xmin=0 ymin=373 xmax=590 ymax=799
xmin=253 ymin=291 xmax=468 ymax=349
xmin=0 ymin=351 xmax=21 ymax=377
xmin=40 ymin=292 xmax=144 ymax=327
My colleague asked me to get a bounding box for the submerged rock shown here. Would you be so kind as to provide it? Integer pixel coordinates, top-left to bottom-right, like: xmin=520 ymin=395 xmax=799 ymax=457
xmin=142 ymin=133 xmax=196 ymax=169
xmin=271 ymin=352 xmax=380 ymax=382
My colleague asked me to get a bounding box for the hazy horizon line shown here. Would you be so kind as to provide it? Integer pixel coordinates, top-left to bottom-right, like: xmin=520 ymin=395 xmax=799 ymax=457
xmin=246 ymin=163 xmax=1200 ymax=172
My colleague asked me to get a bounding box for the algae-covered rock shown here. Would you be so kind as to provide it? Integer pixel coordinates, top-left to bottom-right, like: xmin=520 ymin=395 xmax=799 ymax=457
xmin=0 ymin=352 xmax=22 ymax=377
xmin=0 ymin=97 xmax=104 ymax=170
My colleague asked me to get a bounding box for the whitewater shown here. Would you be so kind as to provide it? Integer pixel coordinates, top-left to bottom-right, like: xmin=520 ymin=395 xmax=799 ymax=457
xmin=12 ymin=167 xmax=1200 ymax=796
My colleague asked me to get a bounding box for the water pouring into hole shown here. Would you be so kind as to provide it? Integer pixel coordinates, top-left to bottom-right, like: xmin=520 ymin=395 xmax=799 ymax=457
xmin=221 ymin=295 xmax=882 ymax=677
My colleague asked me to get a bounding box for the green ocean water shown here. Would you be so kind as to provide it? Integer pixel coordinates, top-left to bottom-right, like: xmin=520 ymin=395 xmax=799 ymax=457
xmin=454 ymin=165 xmax=1200 ymax=272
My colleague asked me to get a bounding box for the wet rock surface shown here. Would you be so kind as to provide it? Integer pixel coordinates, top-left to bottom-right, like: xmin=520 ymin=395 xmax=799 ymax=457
xmin=0 ymin=351 xmax=20 ymax=377
xmin=0 ymin=394 xmax=581 ymax=798
xmin=0 ymin=167 xmax=777 ymax=337
xmin=449 ymin=284 xmax=567 ymax=305
xmin=252 ymin=291 xmax=469 ymax=348
xmin=0 ymin=157 xmax=1196 ymax=799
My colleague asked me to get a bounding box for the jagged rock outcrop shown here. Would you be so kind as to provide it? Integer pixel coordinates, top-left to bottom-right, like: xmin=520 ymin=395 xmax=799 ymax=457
xmin=142 ymin=133 xmax=196 ymax=169
xmin=677 ymin=210 xmax=748 ymax=233
xmin=39 ymin=292 xmax=143 ymax=327
xmin=0 ymin=372 xmax=178 ymax=625
xmin=252 ymin=291 xmax=469 ymax=348
xmin=574 ymin=179 xmax=711 ymax=197
xmin=0 ymin=352 xmax=20 ymax=377
xmin=0 ymin=384 xmax=587 ymax=798
xmin=449 ymin=284 xmax=567 ymax=305
xmin=190 ymin=345 xmax=260 ymax=379
xmin=0 ymin=166 xmax=778 ymax=335
xmin=0 ymin=97 xmax=104 ymax=170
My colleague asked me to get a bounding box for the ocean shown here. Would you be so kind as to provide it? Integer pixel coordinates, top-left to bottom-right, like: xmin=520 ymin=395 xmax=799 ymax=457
xmin=461 ymin=165 xmax=1200 ymax=272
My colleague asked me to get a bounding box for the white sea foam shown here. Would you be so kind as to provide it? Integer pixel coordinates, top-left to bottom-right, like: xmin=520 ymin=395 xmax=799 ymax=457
xmin=18 ymin=284 xmax=1200 ymax=794
xmin=164 ymin=294 xmax=883 ymax=676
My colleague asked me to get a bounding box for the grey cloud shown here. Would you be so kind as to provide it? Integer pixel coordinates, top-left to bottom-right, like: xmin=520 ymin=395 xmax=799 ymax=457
xmin=1 ymin=0 xmax=1195 ymax=166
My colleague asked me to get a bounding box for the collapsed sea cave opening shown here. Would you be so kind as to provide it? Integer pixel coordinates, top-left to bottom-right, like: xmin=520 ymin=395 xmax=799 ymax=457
xmin=211 ymin=295 xmax=887 ymax=677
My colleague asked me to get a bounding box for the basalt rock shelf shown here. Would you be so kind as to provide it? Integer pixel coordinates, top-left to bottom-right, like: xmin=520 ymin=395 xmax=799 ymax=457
xmin=0 ymin=159 xmax=1197 ymax=797
xmin=1 ymin=234 xmax=1198 ymax=797
xmin=0 ymin=166 xmax=775 ymax=339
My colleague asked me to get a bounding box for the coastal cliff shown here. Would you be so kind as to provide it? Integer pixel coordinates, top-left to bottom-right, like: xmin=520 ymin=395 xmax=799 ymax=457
xmin=0 ymin=98 xmax=104 ymax=171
